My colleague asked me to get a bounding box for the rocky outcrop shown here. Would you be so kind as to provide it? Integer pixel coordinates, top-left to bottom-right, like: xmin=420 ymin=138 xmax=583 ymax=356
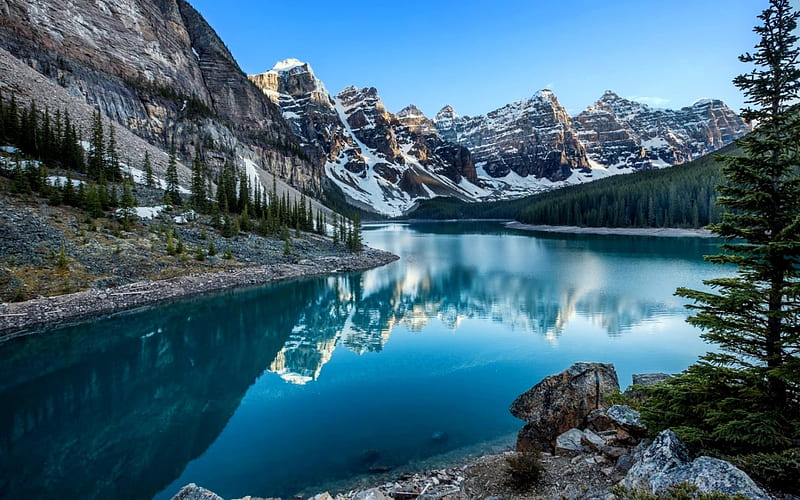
xmin=574 ymin=91 xmax=750 ymax=170
xmin=621 ymin=430 xmax=770 ymax=499
xmin=510 ymin=362 xmax=620 ymax=452
xmin=250 ymin=62 xmax=483 ymax=216
xmin=434 ymin=90 xmax=591 ymax=181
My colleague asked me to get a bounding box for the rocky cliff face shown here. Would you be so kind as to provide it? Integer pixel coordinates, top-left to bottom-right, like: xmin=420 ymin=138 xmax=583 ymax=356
xmin=434 ymin=90 xmax=591 ymax=182
xmin=250 ymin=61 xmax=482 ymax=216
xmin=0 ymin=0 xmax=317 ymax=192
xmin=574 ymin=91 xmax=750 ymax=170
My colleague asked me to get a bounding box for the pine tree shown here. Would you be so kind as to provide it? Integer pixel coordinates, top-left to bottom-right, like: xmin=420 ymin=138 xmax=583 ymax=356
xmin=164 ymin=143 xmax=181 ymax=206
xmin=88 ymin=108 xmax=105 ymax=182
xmin=650 ymin=0 xmax=800 ymax=452
xmin=106 ymin=121 xmax=121 ymax=181
xmin=143 ymin=151 xmax=155 ymax=188
xmin=190 ymin=156 xmax=207 ymax=212
xmin=120 ymin=180 xmax=136 ymax=229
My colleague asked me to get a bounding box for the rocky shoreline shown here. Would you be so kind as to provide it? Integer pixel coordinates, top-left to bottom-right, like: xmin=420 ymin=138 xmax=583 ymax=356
xmin=506 ymin=221 xmax=717 ymax=238
xmin=171 ymin=363 xmax=780 ymax=500
xmin=0 ymin=247 xmax=398 ymax=342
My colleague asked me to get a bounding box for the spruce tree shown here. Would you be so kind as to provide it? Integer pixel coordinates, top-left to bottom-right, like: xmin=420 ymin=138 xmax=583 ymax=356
xmin=88 ymin=108 xmax=105 ymax=182
xmin=143 ymin=151 xmax=155 ymax=188
xmin=106 ymin=121 xmax=121 ymax=181
xmin=190 ymin=156 xmax=207 ymax=212
xmin=648 ymin=0 xmax=800 ymax=452
xmin=164 ymin=143 xmax=181 ymax=206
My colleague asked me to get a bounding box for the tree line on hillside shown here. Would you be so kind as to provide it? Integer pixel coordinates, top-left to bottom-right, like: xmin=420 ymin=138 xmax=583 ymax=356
xmin=0 ymin=92 xmax=363 ymax=252
xmin=515 ymin=146 xmax=736 ymax=228
xmin=407 ymin=142 xmax=738 ymax=228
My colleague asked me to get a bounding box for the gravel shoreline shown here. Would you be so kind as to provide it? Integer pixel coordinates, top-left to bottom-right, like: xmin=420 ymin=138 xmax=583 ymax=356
xmin=0 ymin=248 xmax=398 ymax=342
xmin=506 ymin=221 xmax=717 ymax=238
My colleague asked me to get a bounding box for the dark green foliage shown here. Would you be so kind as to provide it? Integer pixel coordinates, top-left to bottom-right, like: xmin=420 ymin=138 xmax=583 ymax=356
xmin=639 ymin=364 xmax=795 ymax=452
xmin=87 ymin=108 xmax=105 ymax=182
xmin=190 ymin=156 xmax=208 ymax=212
xmin=105 ymin=122 xmax=121 ymax=181
xmin=504 ymin=452 xmax=544 ymax=491
xmin=143 ymin=151 xmax=155 ymax=188
xmin=609 ymin=482 xmax=747 ymax=500
xmin=674 ymin=0 xmax=800 ymax=434
xmin=405 ymin=144 xmax=737 ymax=225
xmin=346 ymin=212 xmax=363 ymax=253
xmin=730 ymin=449 xmax=800 ymax=494
xmin=220 ymin=214 xmax=236 ymax=238
xmin=641 ymin=0 xmax=800 ymax=465
xmin=164 ymin=144 xmax=181 ymax=206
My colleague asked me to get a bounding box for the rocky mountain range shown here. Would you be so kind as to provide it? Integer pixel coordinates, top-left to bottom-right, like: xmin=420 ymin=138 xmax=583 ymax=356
xmin=253 ymin=58 xmax=750 ymax=216
xmin=0 ymin=0 xmax=751 ymax=217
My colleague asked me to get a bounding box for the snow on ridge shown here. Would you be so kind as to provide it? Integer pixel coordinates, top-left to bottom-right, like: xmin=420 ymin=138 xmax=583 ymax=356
xmin=271 ymin=58 xmax=307 ymax=72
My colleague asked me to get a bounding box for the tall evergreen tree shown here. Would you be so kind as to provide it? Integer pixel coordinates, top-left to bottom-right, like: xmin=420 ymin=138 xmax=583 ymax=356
xmin=190 ymin=156 xmax=208 ymax=212
xmin=88 ymin=108 xmax=105 ymax=182
xmin=106 ymin=121 xmax=121 ymax=181
xmin=164 ymin=143 xmax=181 ymax=206
xmin=647 ymin=0 xmax=800 ymax=452
xmin=143 ymin=151 xmax=155 ymax=188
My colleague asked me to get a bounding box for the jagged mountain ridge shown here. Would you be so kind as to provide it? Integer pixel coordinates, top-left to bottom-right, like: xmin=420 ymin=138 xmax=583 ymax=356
xmin=573 ymin=90 xmax=751 ymax=169
xmin=0 ymin=0 xmax=750 ymax=217
xmin=249 ymin=61 xmax=483 ymax=216
xmin=251 ymin=59 xmax=749 ymax=216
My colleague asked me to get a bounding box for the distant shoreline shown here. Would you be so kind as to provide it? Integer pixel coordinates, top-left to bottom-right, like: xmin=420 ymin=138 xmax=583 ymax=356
xmin=0 ymin=248 xmax=398 ymax=342
xmin=505 ymin=221 xmax=717 ymax=238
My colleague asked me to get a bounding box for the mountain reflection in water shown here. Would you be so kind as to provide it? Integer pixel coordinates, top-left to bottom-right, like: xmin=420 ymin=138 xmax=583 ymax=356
xmin=0 ymin=222 xmax=725 ymax=499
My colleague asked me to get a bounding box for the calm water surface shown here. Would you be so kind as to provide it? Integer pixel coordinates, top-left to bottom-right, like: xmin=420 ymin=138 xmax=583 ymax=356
xmin=0 ymin=222 xmax=728 ymax=499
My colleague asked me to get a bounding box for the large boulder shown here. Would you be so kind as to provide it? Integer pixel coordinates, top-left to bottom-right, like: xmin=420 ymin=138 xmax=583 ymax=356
xmin=621 ymin=430 xmax=770 ymax=499
xmin=510 ymin=362 xmax=620 ymax=452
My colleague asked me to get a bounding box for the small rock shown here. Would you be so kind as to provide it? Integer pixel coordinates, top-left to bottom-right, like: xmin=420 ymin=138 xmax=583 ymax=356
xmin=581 ymin=428 xmax=607 ymax=451
xmin=556 ymin=428 xmax=586 ymax=452
xmin=170 ymin=483 xmax=223 ymax=500
xmin=606 ymin=405 xmax=646 ymax=436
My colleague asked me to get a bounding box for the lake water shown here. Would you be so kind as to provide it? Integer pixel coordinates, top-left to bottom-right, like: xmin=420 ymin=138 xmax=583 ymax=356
xmin=0 ymin=222 xmax=728 ymax=499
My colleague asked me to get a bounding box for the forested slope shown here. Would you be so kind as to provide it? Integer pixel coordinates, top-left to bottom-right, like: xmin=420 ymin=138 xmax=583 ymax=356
xmin=407 ymin=141 xmax=741 ymax=228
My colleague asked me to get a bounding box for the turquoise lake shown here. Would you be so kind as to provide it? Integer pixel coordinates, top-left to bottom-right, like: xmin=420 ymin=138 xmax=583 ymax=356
xmin=0 ymin=222 xmax=729 ymax=499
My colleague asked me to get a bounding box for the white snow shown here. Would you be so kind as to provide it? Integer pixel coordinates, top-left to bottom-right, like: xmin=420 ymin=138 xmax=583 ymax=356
xmin=133 ymin=205 xmax=167 ymax=219
xmin=271 ymin=58 xmax=306 ymax=72
xmin=47 ymin=175 xmax=85 ymax=186
xmin=241 ymin=157 xmax=265 ymax=193
xmin=0 ymin=146 xmax=19 ymax=154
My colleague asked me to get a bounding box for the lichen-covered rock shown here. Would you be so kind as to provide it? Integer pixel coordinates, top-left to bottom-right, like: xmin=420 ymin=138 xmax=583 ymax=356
xmin=622 ymin=429 xmax=691 ymax=490
xmin=511 ymin=362 xmax=620 ymax=452
xmin=170 ymin=483 xmax=223 ymax=500
xmin=606 ymin=405 xmax=646 ymax=437
xmin=556 ymin=428 xmax=587 ymax=452
xmin=621 ymin=430 xmax=770 ymax=499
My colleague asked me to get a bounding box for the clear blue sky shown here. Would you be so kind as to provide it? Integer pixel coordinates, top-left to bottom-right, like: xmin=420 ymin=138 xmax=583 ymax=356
xmin=188 ymin=0 xmax=768 ymax=117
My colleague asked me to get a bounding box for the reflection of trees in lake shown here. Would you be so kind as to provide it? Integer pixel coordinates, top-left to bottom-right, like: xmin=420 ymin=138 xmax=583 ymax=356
xmin=0 ymin=278 xmax=339 ymax=500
